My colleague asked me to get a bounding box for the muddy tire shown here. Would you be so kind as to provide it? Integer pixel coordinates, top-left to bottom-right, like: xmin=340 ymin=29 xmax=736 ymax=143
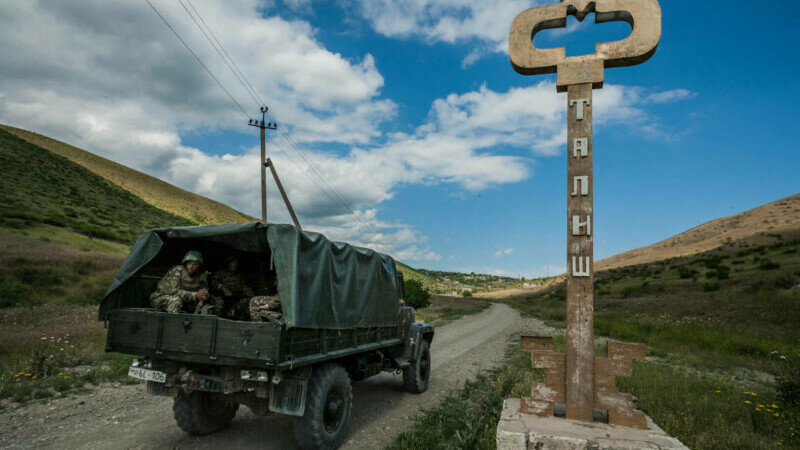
xmin=294 ymin=364 xmax=352 ymax=449
xmin=173 ymin=391 xmax=239 ymax=436
xmin=403 ymin=339 xmax=430 ymax=393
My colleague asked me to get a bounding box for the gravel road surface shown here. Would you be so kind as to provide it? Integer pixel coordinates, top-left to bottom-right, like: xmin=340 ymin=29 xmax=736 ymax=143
xmin=0 ymin=303 xmax=553 ymax=449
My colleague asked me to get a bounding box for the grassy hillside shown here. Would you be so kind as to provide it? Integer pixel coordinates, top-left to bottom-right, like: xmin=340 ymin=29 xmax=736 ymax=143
xmin=0 ymin=124 xmax=255 ymax=225
xmin=0 ymin=128 xmax=193 ymax=244
xmin=599 ymin=193 xmax=800 ymax=270
xmin=396 ymin=262 xmax=437 ymax=291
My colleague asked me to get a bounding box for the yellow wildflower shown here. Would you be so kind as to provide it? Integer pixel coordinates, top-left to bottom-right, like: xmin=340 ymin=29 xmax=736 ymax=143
xmin=774 ymin=413 xmax=780 ymax=417
xmin=772 ymin=404 xmax=779 ymax=408
xmin=714 ymin=390 xmax=721 ymax=393
xmin=745 ymin=400 xmax=752 ymax=404
xmin=756 ymin=408 xmax=761 ymax=411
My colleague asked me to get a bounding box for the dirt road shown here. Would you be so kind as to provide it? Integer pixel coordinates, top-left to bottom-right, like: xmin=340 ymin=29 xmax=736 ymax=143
xmin=0 ymin=303 xmax=553 ymax=449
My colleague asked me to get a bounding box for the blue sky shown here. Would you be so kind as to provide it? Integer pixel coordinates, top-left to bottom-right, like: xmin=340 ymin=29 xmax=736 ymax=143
xmin=0 ymin=1 xmax=798 ymax=277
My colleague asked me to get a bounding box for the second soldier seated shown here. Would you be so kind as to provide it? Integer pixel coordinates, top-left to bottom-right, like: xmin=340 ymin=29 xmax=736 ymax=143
xmin=211 ymin=256 xmax=254 ymax=320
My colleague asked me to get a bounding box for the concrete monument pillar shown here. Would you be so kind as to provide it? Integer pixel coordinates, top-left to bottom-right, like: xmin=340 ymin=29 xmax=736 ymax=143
xmin=509 ymin=0 xmax=661 ymax=428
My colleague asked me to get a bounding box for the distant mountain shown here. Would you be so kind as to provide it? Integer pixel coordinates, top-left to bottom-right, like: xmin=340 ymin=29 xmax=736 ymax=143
xmin=0 ymin=124 xmax=255 ymax=226
xmin=598 ymin=193 xmax=800 ymax=270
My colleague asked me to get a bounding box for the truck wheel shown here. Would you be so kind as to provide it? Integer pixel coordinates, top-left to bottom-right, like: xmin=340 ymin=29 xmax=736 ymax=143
xmin=403 ymin=339 xmax=430 ymax=393
xmin=294 ymin=364 xmax=352 ymax=450
xmin=173 ymin=391 xmax=239 ymax=436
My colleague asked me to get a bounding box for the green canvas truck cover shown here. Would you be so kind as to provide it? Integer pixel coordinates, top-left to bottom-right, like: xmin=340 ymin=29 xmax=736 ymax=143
xmin=99 ymin=223 xmax=401 ymax=330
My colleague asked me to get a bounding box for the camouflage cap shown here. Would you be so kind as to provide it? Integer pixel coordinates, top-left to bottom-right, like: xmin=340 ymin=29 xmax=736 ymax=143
xmin=182 ymin=250 xmax=204 ymax=264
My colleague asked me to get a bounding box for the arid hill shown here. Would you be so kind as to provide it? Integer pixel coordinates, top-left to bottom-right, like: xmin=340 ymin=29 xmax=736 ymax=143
xmin=597 ymin=193 xmax=800 ymax=270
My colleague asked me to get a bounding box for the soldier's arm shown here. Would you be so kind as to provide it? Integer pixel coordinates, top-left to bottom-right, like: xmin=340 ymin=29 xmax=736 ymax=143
xmin=160 ymin=266 xmax=197 ymax=303
xmin=210 ymin=273 xmax=225 ymax=294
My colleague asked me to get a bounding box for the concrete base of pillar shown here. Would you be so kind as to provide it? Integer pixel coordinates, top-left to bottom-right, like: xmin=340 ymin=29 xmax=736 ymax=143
xmin=497 ymin=399 xmax=688 ymax=450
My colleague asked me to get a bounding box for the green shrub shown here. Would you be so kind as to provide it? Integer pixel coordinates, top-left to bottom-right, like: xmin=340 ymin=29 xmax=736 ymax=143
xmin=461 ymin=290 xmax=473 ymax=298
xmin=702 ymin=282 xmax=721 ymax=292
xmin=706 ymin=265 xmax=730 ymax=280
xmin=0 ymin=272 xmax=31 ymax=307
xmin=16 ymin=265 xmax=60 ymax=286
xmin=71 ymin=259 xmax=93 ymax=276
xmin=759 ymin=259 xmax=781 ymax=270
xmin=404 ymin=279 xmax=431 ymax=309
xmin=677 ymin=266 xmax=699 ymax=279
xmin=776 ymin=352 xmax=800 ymax=405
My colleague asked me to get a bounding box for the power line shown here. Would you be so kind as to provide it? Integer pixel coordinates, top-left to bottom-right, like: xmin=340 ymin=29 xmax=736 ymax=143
xmin=178 ymin=0 xmax=264 ymax=108
xmin=169 ymin=0 xmax=365 ymax=229
xmin=147 ymin=0 xmax=382 ymax=237
xmin=266 ymin=120 xmax=383 ymax=234
xmin=270 ymin=119 xmax=369 ymax=226
xmin=144 ymin=0 xmax=252 ymax=120
xmin=183 ymin=0 xmax=267 ymax=107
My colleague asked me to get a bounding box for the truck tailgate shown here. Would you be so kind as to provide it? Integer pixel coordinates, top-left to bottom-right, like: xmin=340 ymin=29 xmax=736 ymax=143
xmin=106 ymin=309 xmax=282 ymax=367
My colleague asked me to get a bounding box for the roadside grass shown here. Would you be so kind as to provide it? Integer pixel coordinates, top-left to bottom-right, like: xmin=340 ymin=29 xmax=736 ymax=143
xmin=415 ymin=296 xmax=491 ymax=327
xmin=387 ymin=346 xmax=544 ymax=450
xmin=619 ymin=362 xmax=799 ymax=449
xmin=389 ymin=343 xmax=799 ymax=449
xmin=489 ymin=238 xmax=800 ymax=449
xmin=0 ymin=328 xmax=135 ymax=407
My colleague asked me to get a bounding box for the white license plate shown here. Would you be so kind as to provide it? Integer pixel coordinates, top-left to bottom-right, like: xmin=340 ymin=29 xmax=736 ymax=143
xmin=128 ymin=367 xmax=167 ymax=383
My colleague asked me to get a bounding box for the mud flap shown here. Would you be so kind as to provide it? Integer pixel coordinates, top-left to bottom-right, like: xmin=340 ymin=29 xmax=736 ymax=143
xmin=269 ymin=367 xmax=311 ymax=416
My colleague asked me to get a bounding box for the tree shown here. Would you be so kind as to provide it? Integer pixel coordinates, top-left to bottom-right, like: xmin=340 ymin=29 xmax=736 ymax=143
xmin=461 ymin=289 xmax=472 ymax=298
xmin=404 ymin=279 xmax=431 ymax=309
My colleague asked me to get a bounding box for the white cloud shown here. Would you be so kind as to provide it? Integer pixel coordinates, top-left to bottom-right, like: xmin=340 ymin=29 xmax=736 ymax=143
xmin=0 ymin=1 xmax=694 ymax=263
xmin=346 ymin=0 xmax=550 ymax=65
xmin=347 ymin=0 xmax=543 ymax=47
xmin=643 ymin=89 xmax=697 ymax=104
xmin=494 ymin=248 xmax=514 ymax=257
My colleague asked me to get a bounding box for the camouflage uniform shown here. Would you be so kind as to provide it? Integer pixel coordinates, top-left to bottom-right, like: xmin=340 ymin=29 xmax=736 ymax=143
xmin=150 ymin=265 xmax=206 ymax=313
xmin=249 ymin=295 xmax=282 ymax=322
xmin=211 ymin=270 xmax=254 ymax=320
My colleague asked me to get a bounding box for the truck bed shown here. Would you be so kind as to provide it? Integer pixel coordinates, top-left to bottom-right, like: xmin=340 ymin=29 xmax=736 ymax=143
xmin=106 ymin=309 xmax=403 ymax=369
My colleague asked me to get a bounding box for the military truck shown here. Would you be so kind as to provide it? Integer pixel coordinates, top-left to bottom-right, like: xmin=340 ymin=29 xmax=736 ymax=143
xmin=99 ymin=223 xmax=433 ymax=449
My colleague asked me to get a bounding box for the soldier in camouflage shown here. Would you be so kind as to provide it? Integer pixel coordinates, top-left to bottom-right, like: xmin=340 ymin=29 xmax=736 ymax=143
xmin=211 ymin=256 xmax=254 ymax=320
xmin=150 ymin=250 xmax=210 ymax=313
xmin=249 ymin=294 xmax=282 ymax=322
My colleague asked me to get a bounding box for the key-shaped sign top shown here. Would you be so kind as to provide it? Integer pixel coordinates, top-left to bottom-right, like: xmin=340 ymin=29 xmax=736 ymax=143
xmin=510 ymin=0 xmax=661 ymax=92
xmin=510 ymin=0 xmax=661 ymax=428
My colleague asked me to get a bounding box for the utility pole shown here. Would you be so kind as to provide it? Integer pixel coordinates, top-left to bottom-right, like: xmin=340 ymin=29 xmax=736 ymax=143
xmin=248 ymin=107 xmax=277 ymax=222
